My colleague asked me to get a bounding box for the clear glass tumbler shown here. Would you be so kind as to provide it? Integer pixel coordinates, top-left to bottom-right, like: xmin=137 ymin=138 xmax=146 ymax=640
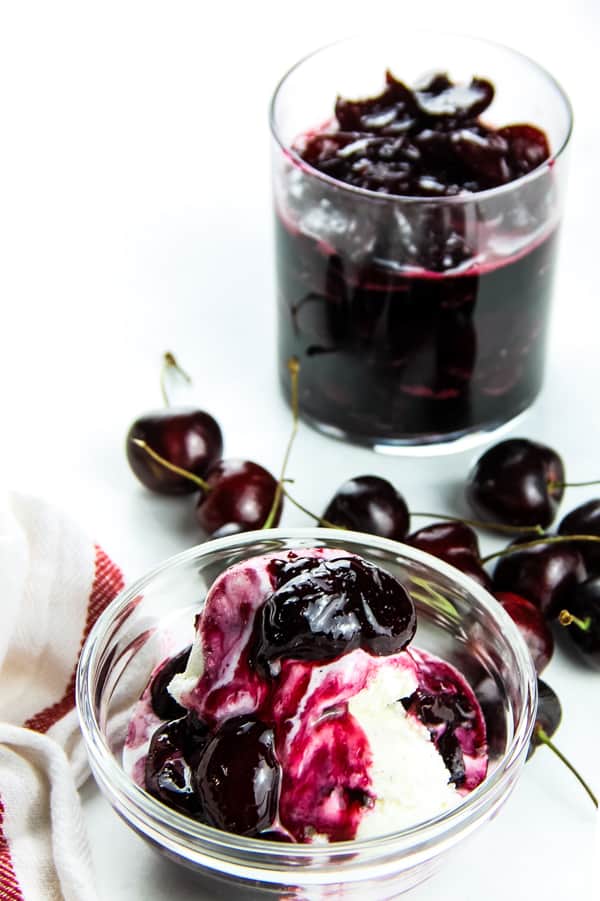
xmin=271 ymin=33 xmax=572 ymax=451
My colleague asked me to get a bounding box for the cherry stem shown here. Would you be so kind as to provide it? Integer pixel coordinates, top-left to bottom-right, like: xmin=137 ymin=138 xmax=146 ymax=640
xmin=262 ymin=357 xmax=300 ymax=530
xmin=481 ymin=534 xmax=600 ymax=564
xmin=410 ymin=512 xmax=544 ymax=536
xmin=160 ymin=351 xmax=192 ymax=407
xmin=548 ymin=479 xmax=600 ymax=491
xmin=535 ymin=727 xmax=598 ymax=808
xmin=282 ymin=488 xmax=346 ymax=530
xmin=558 ymin=609 xmax=592 ymax=632
xmin=132 ymin=439 xmax=210 ymax=493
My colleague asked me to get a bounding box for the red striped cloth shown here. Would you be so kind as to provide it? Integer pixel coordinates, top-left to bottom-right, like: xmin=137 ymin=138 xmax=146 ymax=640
xmin=0 ymin=495 xmax=124 ymax=901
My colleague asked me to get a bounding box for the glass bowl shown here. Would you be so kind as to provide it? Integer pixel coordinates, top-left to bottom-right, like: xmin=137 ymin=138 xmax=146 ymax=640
xmin=76 ymin=528 xmax=537 ymax=899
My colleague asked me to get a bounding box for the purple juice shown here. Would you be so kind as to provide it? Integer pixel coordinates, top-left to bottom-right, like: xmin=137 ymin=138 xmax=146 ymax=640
xmin=273 ymin=71 xmax=561 ymax=445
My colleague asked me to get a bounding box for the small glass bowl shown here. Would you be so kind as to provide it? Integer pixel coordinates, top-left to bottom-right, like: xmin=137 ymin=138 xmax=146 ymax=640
xmin=76 ymin=528 xmax=537 ymax=899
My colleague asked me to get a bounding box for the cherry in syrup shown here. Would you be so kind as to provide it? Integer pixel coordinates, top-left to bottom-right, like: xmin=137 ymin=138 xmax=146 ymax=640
xmin=251 ymin=556 xmax=416 ymax=671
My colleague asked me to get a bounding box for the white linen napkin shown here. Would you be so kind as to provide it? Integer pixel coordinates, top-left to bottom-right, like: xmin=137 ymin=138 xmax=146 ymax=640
xmin=0 ymin=492 xmax=124 ymax=901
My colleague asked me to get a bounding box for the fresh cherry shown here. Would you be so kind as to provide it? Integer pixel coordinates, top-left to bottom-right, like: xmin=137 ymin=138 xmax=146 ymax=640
xmin=492 ymin=538 xmax=586 ymax=618
xmin=192 ymin=716 xmax=280 ymax=836
xmin=466 ymin=438 xmax=565 ymax=530
xmin=150 ymin=646 xmax=192 ymax=720
xmin=322 ymin=475 xmax=409 ymax=540
xmin=196 ymin=459 xmax=281 ymax=536
xmin=558 ymin=575 xmax=600 ymax=667
xmin=558 ymin=499 xmax=600 ymax=574
xmin=528 ymin=678 xmax=561 ymax=760
xmin=528 ymin=679 xmax=597 ymax=807
xmin=127 ymin=408 xmax=223 ymax=495
xmin=252 ymin=556 xmax=416 ymax=671
xmin=405 ymin=521 xmax=492 ymax=590
xmin=126 ymin=353 xmax=223 ymax=495
xmin=494 ymin=592 xmax=554 ymax=674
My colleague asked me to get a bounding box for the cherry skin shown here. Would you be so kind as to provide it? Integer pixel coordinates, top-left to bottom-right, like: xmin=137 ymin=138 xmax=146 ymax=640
xmin=528 ymin=678 xmax=561 ymax=759
xmin=145 ymin=714 xmax=210 ymax=815
xmin=466 ymin=438 xmax=565 ymax=530
xmin=405 ymin=521 xmax=492 ymax=591
xmin=558 ymin=499 xmax=600 ymax=575
xmin=492 ymin=538 xmax=586 ymax=619
xmin=322 ymin=475 xmax=410 ymax=540
xmin=126 ymin=408 xmax=223 ymax=495
xmin=192 ymin=716 xmax=280 ymax=836
xmin=196 ymin=459 xmax=281 ymax=537
xmin=558 ymin=575 xmax=600 ymax=667
xmin=495 ymin=592 xmax=554 ymax=674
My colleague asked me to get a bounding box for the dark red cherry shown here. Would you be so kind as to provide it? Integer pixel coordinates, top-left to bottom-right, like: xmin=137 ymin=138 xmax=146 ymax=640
xmin=193 ymin=716 xmax=280 ymax=836
xmin=322 ymin=475 xmax=409 ymax=540
xmin=558 ymin=499 xmax=600 ymax=574
xmin=492 ymin=538 xmax=586 ymax=618
xmin=498 ymin=124 xmax=550 ymax=177
xmin=405 ymin=521 xmax=492 ymax=590
xmin=145 ymin=714 xmax=210 ymax=815
xmin=252 ymin=556 xmax=416 ymax=670
xmin=527 ymin=680 xmax=598 ymax=807
xmin=466 ymin=438 xmax=565 ymax=530
xmin=415 ymin=74 xmax=494 ymax=119
xmin=126 ymin=408 xmax=223 ymax=495
xmin=558 ymin=576 xmax=600 ymax=667
xmin=528 ymin=678 xmax=561 ymax=759
xmin=196 ymin=459 xmax=281 ymax=536
xmin=150 ymin=646 xmax=192 ymax=720
xmin=495 ymin=592 xmax=554 ymax=673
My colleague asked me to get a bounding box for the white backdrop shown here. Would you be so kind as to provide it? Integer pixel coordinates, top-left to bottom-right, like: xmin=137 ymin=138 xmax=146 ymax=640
xmin=1 ymin=2 xmax=599 ymax=899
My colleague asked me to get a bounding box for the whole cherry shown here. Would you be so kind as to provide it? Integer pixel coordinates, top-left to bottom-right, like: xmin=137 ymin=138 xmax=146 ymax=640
xmin=494 ymin=591 xmax=554 ymax=674
xmin=322 ymin=475 xmax=410 ymax=540
xmin=528 ymin=679 xmax=597 ymax=808
xmin=466 ymin=438 xmax=565 ymax=530
xmin=558 ymin=499 xmax=600 ymax=574
xmin=196 ymin=459 xmax=281 ymax=537
xmin=491 ymin=537 xmax=586 ymax=618
xmin=557 ymin=575 xmax=600 ymax=668
xmin=405 ymin=521 xmax=492 ymax=590
xmin=126 ymin=353 xmax=223 ymax=495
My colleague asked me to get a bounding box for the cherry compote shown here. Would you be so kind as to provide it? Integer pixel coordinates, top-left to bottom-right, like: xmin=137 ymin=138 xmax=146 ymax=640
xmin=275 ymin=70 xmax=557 ymax=444
xmin=251 ymin=556 xmax=416 ymax=671
xmin=145 ymin=713 xmax=210 ymax=815
xmin=193 ymin=716 xmax=281 ymax=836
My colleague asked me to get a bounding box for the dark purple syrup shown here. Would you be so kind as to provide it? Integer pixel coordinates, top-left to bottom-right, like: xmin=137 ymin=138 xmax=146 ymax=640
xmin=276 ymin=71 xmax=557 ymax=443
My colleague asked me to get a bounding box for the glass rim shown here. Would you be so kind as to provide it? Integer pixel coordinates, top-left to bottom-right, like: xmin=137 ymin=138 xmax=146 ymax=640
xmin=76 ymin=527 xmax=538 ymax=871
xmin=269 ymin=30 xmax=574 ymax=207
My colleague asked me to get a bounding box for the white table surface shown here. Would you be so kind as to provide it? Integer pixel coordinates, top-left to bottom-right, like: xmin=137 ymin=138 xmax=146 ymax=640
xmin=2 ymin=1 xmax=599 ymax=898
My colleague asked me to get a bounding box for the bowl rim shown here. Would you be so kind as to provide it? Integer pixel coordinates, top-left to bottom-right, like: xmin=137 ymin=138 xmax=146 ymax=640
xmin=269 ymin=29 xmax=573 ymax=207
xmin=76 ymin=527 xmax=538 ymax=867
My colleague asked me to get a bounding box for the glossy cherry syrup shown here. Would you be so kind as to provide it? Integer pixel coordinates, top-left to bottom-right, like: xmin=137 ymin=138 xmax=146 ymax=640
xmin=251 ymin=555 xmax=417 ymax=670
xmin=276 ymin=71 xmax=556 ymax=443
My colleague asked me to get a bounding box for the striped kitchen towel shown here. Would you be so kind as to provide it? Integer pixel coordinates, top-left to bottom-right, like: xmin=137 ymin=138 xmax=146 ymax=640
xmin=0 ymin=493 xmax=124 ymax=901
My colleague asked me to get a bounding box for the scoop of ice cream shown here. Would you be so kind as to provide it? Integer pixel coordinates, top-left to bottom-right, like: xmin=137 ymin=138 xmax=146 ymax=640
xmin=125 ymin=548 xmax=487 ymax=842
